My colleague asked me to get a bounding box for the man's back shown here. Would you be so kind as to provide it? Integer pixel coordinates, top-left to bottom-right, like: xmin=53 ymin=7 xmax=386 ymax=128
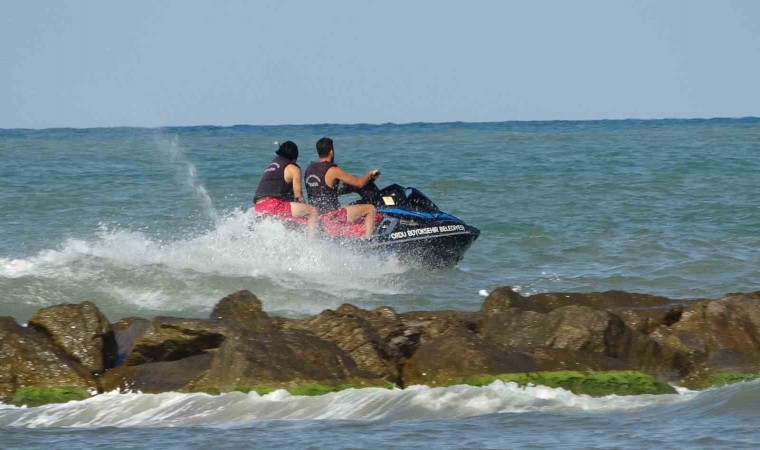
xmin=254 ymin=155 xmax=296 ymax=203
xmin=305 ymin=161 xmax=341 ymax=214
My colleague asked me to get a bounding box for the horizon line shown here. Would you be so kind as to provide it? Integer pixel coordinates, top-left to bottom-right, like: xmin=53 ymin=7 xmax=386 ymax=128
xmin=2 ymin=115 xmax=759 ymax=132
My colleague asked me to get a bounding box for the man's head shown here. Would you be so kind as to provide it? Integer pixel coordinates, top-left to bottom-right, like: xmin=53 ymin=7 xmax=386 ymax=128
xmin=316 ymin=137 xmax=334 ymax=160
xmin=276 ymin=141 xmax=299 ymax=161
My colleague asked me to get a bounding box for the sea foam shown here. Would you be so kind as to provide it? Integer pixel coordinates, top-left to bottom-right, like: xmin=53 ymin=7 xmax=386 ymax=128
xmin=0 ymin=380 xmax=699 ymax=427
xmin=0 ymin=210 xmax=407 ymax=318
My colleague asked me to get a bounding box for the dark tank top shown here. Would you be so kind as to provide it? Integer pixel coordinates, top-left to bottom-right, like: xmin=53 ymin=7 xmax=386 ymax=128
xmin=253 ymin=156 xmax=297 ymax=203
xmin=305 ymin=161 xmax=341 ymax=213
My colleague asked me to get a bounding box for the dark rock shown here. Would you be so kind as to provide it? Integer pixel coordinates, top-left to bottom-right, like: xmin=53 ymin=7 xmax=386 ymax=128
xmin=283 ymin=306 xmax=401 ymax=383
xmin=479 ymin=287 xmax=679 ymax=336
xmin=526 ymin=290 xmax=671 ymax=312
xmin=527 ymin=348 xmax=629 ymax=372
xmin=402 ymin=330 xmax=539 ymax=386
xmin=481 ymin=305 xmax=624 ymax=353
xmin=125 ymin=317 xmax=226 ymax=366
xmin=336 ymin=304 xmax=403 ymax=341
xmin=112 ymin=317 xmax=152 ymax=367
xmin=649 ymin=292 xmax=760 ymax=385
xmin=480 ymin=286 xmax=671 ymax=315
xmin=616 ymin=309 xmax=672 ymax=334
xmin=28 ymin=301 xmax=118 ymax=374
xmin=478 ymin=286 xmax=525 ymax=316
xmin=615 ymin=301 xmax=702 ymax=334
xmin=0 ymin=316 xmax=96 ymax=403
xmin=209 ymin=290 xmax=273 ymax=332
xmin=8 ymin=289 xmax=760 ymax=398
xmin=187 ymin=328 xmax=382 ymax=392
xmin=478 ymin=302 xmax=683 ymax=378
xmin=399 ymin=310 xmax=477 ymax=344
xmin=100 ymin=353 xmax=214 ymax=393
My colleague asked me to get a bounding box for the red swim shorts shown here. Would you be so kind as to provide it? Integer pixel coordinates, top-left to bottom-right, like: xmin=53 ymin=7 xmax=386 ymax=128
xmin=320 ymin=207 xmax=367 ymax=238
xmin=254 ymin=197 xmax=292 ymax=219
xmin=321 ymin=207 xmax=349 ymax=224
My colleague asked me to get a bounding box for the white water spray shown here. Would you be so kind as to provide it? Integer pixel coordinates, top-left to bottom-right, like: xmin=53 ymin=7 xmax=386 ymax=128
xmin=0 ymin=380 xmax=696 ymax=427
xmin=161 ymin=134 xmax=218 ymax=221
xmin=0 ymin=210 xmax=407 ymax=317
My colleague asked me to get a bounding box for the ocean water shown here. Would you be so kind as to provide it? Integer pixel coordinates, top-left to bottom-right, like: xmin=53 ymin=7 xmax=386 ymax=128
xmin=1 ymin=119 xmax=759 ymax=447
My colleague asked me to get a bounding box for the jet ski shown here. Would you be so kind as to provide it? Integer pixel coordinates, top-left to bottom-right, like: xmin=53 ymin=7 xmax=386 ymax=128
xmin=343 ymin=181 xmax=480 ymax=266
xmin=254 ymin=178 xmax=480 ymax=266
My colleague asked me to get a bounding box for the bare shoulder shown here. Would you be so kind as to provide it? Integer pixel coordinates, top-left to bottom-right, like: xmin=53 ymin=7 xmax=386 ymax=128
xmin=328 ymin=165 xmax=348 ymax=179
xmin=285 ymin=164 xmax=302 ymax=175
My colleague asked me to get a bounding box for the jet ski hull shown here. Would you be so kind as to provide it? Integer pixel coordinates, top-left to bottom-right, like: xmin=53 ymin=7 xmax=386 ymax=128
xmin=252 ymin=183 xmax=480 ymax=266
xmin=365 ymin=222 xmax=480 ymax=266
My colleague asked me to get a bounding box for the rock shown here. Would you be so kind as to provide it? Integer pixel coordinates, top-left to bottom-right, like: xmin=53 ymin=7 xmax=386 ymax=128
xmin=285 ymin=305 xmax=402 ymax=383
xmin=336 ymin=304 xmax=403 ymax=340
xmin=6 ymin=289 xmax=760 ymax=398
xmin=28 ymin=301 xmax=118 ymax=374
xmin=106 ymin=324 xmax=385 ymax=394
xmin=187 ymin=328 xmax=383 ymax=392
xmin=479 ymin=287 xmax=680 ymax=336
xmin=649 ymin=292 xmax=760 ymax=385
xmin=479 ymin=286 xmax=671 ymax=315
xmin=100 ymin=354 xmax=214 ymax=393
xmin=478 ymin=291 xmax=760 ymax=382
xmin=481 ymin=305 xmax=625 ymax=353
xmin=478 ymin=303 xmax=678 ymax=377
xmin=209 ymin=290 xmax=273 ymax=332
xmin=112 ymin=317 xmax=152 ymax=367
xmin=402 ymin=330 xmax=539 ymax=386
xmin=399 ymin=310 xmax=477 ymax=343
xmin=478 ymin=286 xmax=526 ymax=316
xmin=526 ymin=290 xmax=671 ymax=312
xmin=527 ymin=348 xmax=629 ymax=372
xmin=0 ymin=316 xmax=96 ymax=403
xmin=125 ymin=317 xmax=226 ymax=366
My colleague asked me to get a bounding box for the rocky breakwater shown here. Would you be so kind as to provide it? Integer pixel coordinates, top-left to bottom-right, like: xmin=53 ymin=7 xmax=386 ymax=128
xmin=2 ymin=288 xmax=759 ymax=406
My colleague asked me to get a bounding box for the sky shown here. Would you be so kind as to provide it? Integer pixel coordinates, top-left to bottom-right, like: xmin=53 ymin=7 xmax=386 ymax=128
xmin=1 ymin=0 xmax=759 ymax=128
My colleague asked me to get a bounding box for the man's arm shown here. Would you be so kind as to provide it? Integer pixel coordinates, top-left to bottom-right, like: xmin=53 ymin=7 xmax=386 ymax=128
xmin=285 ymin=165 xmax=305 ymax=202
xmin=328 ymin=166 xmax=379 ymax=189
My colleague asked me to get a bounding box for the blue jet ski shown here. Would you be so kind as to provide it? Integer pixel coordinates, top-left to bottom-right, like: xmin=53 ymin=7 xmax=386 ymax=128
xmin=342 ymin=181 xmax=480 ymax=266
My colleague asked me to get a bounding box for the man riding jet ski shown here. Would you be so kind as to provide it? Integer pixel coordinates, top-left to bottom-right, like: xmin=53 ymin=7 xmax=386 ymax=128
xmin=304 ymin=137 xmax=381 ymax=238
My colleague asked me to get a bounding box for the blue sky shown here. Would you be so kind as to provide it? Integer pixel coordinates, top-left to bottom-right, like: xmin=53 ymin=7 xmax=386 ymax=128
xmin=2 ymin=0 xmax=759 ymax=128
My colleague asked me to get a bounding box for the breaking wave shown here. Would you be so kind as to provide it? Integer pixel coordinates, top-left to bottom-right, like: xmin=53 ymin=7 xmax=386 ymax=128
xmin=0 ymin=380 xmax=710 ymax=427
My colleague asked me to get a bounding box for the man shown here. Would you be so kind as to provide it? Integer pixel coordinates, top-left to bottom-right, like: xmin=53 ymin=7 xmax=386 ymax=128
xmin=253 ymin=141 xmax=318 ymax=234
xmin=304 ymin=137 xmax=379 ymax=238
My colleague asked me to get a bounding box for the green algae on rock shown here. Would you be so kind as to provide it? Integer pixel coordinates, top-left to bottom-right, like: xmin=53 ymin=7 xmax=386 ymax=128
xmin=11 ymin=387 xmax=90 ymax=407
xmin=707 ymin=372 xmax=760 ymax=387
xmin=457 ymin=371 xmax=676 ymax=396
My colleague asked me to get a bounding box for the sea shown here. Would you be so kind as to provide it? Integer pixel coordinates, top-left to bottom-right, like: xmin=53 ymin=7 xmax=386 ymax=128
xmin=1 ymin=119 xmax=759 ymax=448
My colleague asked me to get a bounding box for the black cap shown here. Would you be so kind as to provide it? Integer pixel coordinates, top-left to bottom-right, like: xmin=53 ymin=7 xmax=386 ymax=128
xmin=276 ymin=141 xmax=299 ymax=161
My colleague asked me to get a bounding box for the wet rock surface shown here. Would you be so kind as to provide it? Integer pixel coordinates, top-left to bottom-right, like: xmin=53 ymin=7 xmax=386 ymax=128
xmin=186 ymin=328 xmax=382 ymax=393
xmin=125 ymin=317 xmax=227 ymax=366
xmin=402 ymin=329 xmax=540 ymax=386
xmin=2 ymin=288 xmax=760 ymax=404
xmin=209 ymin=290 xmax=274 ymax=332
xmin=284 ymin=306 xmax=401 ymax=383
xmin=28 ymin=301 xmax=117 ymax=374
xmin=0 ymin=316 xmax=96 ymax=403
